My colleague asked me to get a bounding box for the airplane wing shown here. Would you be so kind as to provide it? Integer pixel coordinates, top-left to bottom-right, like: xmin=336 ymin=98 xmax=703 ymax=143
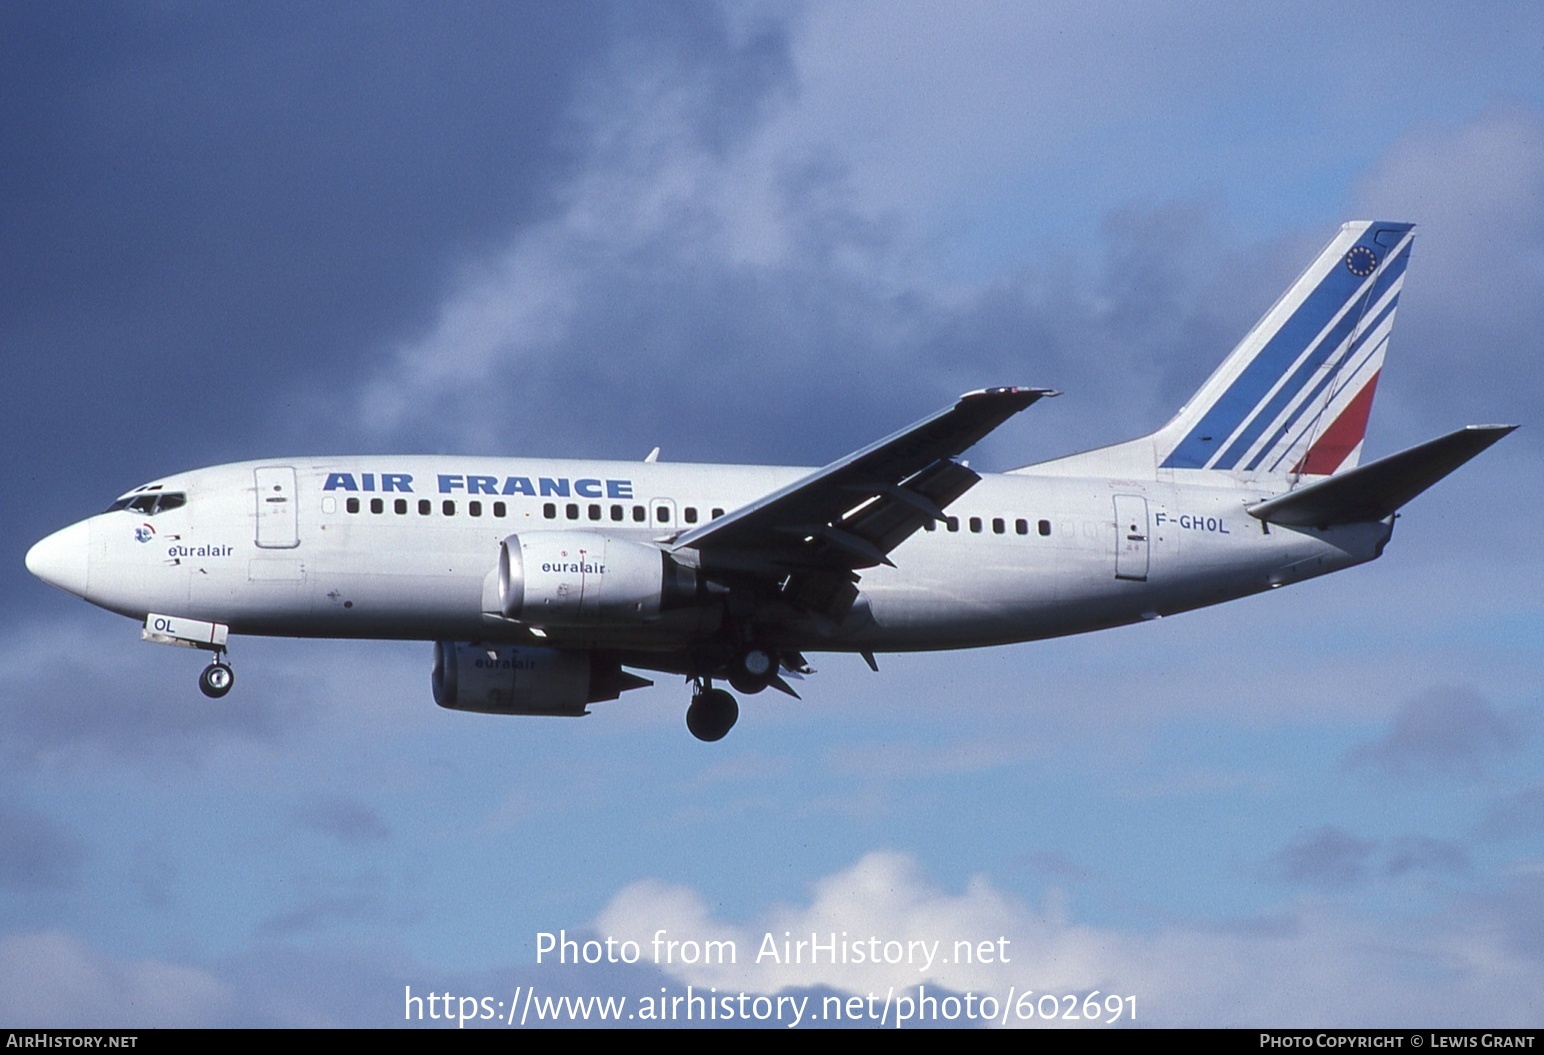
xmin=669 ymin=388 xmax=1054 ymax=608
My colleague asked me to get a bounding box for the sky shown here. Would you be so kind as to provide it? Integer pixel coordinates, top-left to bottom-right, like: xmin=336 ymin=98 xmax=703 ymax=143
xmin=2 ymin=1 xmax=1541 ymax=1029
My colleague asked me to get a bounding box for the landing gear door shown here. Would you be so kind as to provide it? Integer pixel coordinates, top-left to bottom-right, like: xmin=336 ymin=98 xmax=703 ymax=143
xmin=1113 ymin=494 xmax=1149 ymax=582
xmin=254 ymin=466 xmax=300 ymax=549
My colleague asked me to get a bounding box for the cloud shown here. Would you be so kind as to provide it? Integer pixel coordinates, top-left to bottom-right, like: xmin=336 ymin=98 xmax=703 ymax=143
xmin=1265 ymin=826 xmax=1378 ymax=889
xmin=1383 ymin=836 xmax=1470 ymax=880
xmin=1478 ymin=782 xmax=1544 ymax=841
xmin=294 ymin=796 xmax=391 ymax=846
xmin=0 ymin=799 xmax=84 ymax=891
xmin=1353 ymin=105 xmax=1544 ymax=430
xmin=593 ymin=849 xmax=1544 ymax=1026
xmin=0 ymin=932 xmax=232 ymax=1027
xmin=1345 ymin=687 xmax=1525 ymax=781
xmin=0 ymin=621 xmax=313 ymax=771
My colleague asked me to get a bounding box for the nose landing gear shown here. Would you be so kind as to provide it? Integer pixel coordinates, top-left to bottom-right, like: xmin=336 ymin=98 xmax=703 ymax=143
xmin=198 ymin=655 xmax=235 ymax=698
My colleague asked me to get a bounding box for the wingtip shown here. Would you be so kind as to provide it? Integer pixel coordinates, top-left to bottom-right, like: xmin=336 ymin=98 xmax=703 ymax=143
xmin=961 ymin=386 xmax=1060 ymax=402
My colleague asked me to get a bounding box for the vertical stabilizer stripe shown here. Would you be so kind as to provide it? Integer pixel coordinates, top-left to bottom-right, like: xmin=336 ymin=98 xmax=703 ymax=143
xmin=1215 ymin=247 xmax=1406 ymax=470
xmin=1292 ymin=371 xmax=1381 ymax=475
xmin=1244 ymin=289 xmax=1399 ymax=472
xmin=1159 ymin=224 xmax=1413 ymax=470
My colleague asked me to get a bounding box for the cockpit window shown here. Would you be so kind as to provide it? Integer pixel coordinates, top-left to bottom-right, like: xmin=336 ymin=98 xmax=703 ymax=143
xmin=106 ymin=492 xmax=187 ymax=515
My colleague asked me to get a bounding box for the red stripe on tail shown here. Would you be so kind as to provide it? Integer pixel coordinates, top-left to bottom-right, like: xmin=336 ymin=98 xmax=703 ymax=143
xmin=1293 ymin=372 xmax=1381 ymax=476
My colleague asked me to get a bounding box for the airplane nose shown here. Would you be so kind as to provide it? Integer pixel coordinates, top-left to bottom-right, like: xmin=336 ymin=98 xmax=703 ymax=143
xmin=25 ymin=520 xmax=91 ymax=598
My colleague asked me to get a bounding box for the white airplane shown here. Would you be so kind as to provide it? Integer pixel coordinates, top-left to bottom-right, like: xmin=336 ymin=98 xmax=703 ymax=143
xmin=27 ymin=221 xmax=1513 ymax=740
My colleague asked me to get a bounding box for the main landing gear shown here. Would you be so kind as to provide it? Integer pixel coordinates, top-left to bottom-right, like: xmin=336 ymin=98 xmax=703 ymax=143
xmin=684 ymin=642 xmax=809 ymax=741
xmin=686 ymin=683 xmax=739 ymax=742
xmin=198 ymin=654 xmax=235 ymax=698
xmin=726 ymin=644 xmax=778 ymax=695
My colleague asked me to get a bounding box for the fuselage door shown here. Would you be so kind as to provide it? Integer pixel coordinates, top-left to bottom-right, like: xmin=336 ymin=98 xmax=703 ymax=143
xmin=254 ymin=466 xmax=300 ymax=549
xmin=1113 ymin=494 xmax=1149 ymax=581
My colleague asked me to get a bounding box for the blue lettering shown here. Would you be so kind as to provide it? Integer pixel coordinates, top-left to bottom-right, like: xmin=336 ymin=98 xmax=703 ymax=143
xmin=323 ymin=473 xmax=358 ymax=492
xmin=575 ymin=478 xmax=603 ymax=498
xmin=382 ymin=473 xmax=414 ymax=493
xmin=438 ymin=474 xmax=465 ymax=494
xmin=502 ymin=477 xmax=536 ymax=496
xmin=362 ymin=473 xmax=375 ymax=492
xmin=467 ymin=475 xmax=498 ymax=495
xmin=606 ymin=479 xmax=633 ymax=500
xmin=539 ymin=478 xmax=570 ymax=497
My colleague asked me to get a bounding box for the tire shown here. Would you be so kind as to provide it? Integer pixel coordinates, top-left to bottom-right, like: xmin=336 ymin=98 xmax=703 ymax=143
xmin=727 ymin=645 xmax=777 ymax=695
xmin=686 ymin=688 xmax=739 ymax=741
xmin=199 ymin=662 xmax=234 ymax=699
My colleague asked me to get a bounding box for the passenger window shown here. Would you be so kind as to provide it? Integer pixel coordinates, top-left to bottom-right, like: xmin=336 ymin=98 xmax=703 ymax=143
xmin=924 ymin=520 xmax=935 ymax=532
xmin=419 ymin=499 xmax=432 ymax=515
xmin=712 ymin=507 xmax=724 ymax=519
xmin=1016 ymin=518 xmax=1028 ymax=535
xmin=346 ymin=497 xmax=360 ymax=514
xmin=469 ymin=501 xmax=482 ymax=517
xmin=370 ymin=498 xmax=384 ymax=514
xmin=1039 ymin=519 xmax=1052 ymax=536
xmin=588 ymin=503 xmax=601 ymax=521
xmin=684 ymin=507 xmax=698 ymax=524
xmin=633 ymin=506 xmax=646 ymax=523
xmin=395 ymin=498 xmax=408 ymax=515
xmin=566 ymin=503 xmax=579 ymax=520
xmin=610 ymin=504 xmax=624 ymax=522
xmin=969 ymin=516 xmax=982 ymax=533
xmin=656 ymin=505 xmax=671 ymax=524
xmin=493 ymin=501 xmax=506 ymax=518
xmin=442 ymin=500 xmax=456 ymax=516
xmin=544 ymin=503 xmax=557 ymax=520
xmin=946 ymin=517 xmax=959 ymax=532
xmin=992 ymin=517 xmax=1005 ymax=535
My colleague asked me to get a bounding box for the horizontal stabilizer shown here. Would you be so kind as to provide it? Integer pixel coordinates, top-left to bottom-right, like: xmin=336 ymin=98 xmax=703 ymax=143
xmin=1247 ymin=424 xmax=1516 ymax=528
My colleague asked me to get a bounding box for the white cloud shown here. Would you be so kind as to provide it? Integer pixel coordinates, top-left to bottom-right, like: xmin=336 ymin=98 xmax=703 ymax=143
xmin=594 ymin=850 xmax=1544 ymax=1026
xmin=0 ymin=932 xmax=231 ymax=1027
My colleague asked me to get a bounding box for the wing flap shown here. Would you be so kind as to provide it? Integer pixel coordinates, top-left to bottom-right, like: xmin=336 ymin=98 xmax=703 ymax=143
xmin=1247 ymin=424 xmax=1515 ymax=528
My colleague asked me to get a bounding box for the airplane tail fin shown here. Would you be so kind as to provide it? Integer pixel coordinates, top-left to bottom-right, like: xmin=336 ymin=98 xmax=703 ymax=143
xmin=1154 ymin=220 xmax=1415 ymax=476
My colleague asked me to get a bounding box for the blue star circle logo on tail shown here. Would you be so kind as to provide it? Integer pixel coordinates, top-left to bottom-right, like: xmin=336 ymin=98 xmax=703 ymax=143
xmin=1345 ymin=245 xmax=1378 ymax=276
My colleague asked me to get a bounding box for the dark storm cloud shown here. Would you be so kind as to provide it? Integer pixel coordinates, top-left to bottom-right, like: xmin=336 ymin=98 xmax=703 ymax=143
xmin=2 ymin=2 xmax=797 ymax=624
xmin=364 ymin=187 xmax=1262 ymax=474
xmin=1 ymin=1 xmax=606 ymax=611
xmin=1345 ymin=687 xmax=1525 ymax=781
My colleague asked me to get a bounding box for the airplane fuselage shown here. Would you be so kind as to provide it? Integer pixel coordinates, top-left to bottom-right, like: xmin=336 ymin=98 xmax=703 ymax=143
xmin=27 ymin=221 xmax=1504 ymax=740
xmin=61 ymin=456 xmax=1391 ymax=655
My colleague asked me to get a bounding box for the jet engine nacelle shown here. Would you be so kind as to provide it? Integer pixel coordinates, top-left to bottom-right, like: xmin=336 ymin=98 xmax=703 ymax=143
xmin=497 ymin=531 xmax=696 ymax=626
xmin=432 ymin=641 xmax=592 ymax=715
